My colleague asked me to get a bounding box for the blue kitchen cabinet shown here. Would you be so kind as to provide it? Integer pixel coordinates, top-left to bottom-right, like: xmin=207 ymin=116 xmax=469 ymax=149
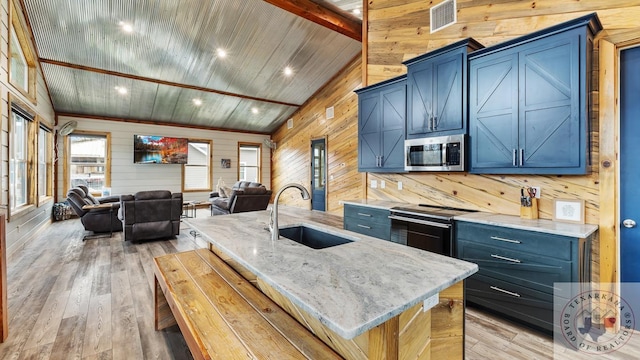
xmin=404 ymin=39 xmax=483 ymax=138
xmin=469 ymin=13 xmax=602 ymax=174
xmin=356 ymin=75 xmax=406 ymax=173
xmin=456 ymin=221 xmax=593 ymax=333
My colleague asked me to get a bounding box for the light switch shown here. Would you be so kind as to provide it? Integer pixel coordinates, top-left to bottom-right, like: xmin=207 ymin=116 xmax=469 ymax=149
xmin=371 ymin=180 xmax=377 ymax=188
xmin=380 ymin=180 xmax=386 ymax=189
xmin=398 ymin=181 xmax=403 ymax=190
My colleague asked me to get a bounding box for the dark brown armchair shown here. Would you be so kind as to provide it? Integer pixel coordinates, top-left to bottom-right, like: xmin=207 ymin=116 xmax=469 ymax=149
xmin=118 ymin=190 xmax=182 ymax=242
xmin=66 ymin=186 xmax=122 ymax=234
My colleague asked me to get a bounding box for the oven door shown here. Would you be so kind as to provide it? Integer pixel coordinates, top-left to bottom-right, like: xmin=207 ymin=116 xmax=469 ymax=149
xmin=389 ymin=215 xmax=453 ymax=256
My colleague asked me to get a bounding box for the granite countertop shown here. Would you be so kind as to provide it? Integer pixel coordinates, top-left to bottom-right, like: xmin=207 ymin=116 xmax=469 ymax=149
xmin=454 ymin=212 xmax=598 ymax=238
xmin=185 ymin=206 xmax=478 ymax=340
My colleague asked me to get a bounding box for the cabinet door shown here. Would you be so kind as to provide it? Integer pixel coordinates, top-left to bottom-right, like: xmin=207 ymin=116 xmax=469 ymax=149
xmin=406 ymin=61 xmax=434 ymax=136
xmin=358 ymin=91 xmax=382 ymax=170
xmin=469 ymin=52 xmax=519 ymax=171
xmin=380 ymin=83 xmax=406 ymax=170
xmin=433 ymin=52 xmax=464 ymax=133
xmin=519 ymin=33 xmax=581 ymax=169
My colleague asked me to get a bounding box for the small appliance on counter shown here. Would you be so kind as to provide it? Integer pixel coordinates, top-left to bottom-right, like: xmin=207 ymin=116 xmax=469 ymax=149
xmin=405 ymin=134 xmax=466 ymax=172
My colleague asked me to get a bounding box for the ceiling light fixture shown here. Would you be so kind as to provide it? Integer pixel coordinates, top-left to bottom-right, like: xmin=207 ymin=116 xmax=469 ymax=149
xmin=216 ymin=48 xmax=227 ymax=58
xmin=193 ymin=98 xmax=203 ymax=106
xmin=119 ymin=21 xmax=133 ymax=33
xmin=251 ymin=107 xmax=259 ymax=114
xmin=283 ymin=66 xmax=293 ymax=76
xmin=114 ymin=86 xmax=128 ymax=95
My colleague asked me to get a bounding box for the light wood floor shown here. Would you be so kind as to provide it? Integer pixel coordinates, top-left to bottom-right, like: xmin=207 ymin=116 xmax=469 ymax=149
xmin=1 ymin=210 xmax=638 ymax=359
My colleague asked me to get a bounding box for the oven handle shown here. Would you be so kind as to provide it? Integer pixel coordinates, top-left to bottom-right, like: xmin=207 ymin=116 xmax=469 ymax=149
xmin=388 ymin=215 xmax=451 ymax=229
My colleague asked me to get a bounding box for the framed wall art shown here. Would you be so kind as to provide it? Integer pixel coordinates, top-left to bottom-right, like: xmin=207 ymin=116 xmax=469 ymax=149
xmin=221 ymin=159 xmax=231 ymax=168
xmin=553 ymin=199 xmax=585 ymax=224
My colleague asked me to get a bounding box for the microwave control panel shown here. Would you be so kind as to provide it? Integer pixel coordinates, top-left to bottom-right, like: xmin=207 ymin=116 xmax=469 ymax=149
xmin=446 ymin=142 xmax=461 ymax=165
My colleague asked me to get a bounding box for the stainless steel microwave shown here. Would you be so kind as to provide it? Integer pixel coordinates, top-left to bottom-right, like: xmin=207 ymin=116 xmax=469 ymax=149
xmin=405 ymin=134 xmax=466 ymax=171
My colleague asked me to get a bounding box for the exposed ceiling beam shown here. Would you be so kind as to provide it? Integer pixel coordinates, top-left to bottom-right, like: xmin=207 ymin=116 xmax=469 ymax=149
xmin=39 ymin=58 xmax=302 ymax=108
xmin=263 ymin=0 xmax=362 ymax=42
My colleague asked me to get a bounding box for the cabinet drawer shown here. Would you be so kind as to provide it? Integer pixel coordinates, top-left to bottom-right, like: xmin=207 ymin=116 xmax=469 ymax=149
xmin=459 ymin=240 xmax=573 ymax=296
xmin=466 ymin=274 xmax=555 ymax=332
xmin=344 ymin=220 xmax=391 ymax=241
xmin=456 ymin=222 xmax=574 ymax=260
xmin=344 ymin=204 xmax=390 ymax=224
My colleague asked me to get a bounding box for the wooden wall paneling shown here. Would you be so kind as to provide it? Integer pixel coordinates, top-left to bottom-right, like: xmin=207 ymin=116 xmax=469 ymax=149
xmin=1 ymin=214 xmax=6 ymax=342
xmin=271 ymin=57 xmax=363 ymax=215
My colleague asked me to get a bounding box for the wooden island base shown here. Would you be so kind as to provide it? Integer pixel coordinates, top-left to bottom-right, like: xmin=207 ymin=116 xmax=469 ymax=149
xmin=208 ymin=244 xmax=466 ymax=360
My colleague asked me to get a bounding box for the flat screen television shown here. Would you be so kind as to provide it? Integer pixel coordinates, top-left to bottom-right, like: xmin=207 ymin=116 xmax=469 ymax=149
xmin=133 ymin=135 xmax=188 ymax=164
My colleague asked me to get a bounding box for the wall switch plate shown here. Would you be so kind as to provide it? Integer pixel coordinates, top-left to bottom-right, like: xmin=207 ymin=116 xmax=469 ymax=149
xmin=423 ymin=294 xmax=439 ymax=312
xmin=371 ymin=180 xmax=377 ymax=188
xmin=380 ymin=180 xmax=386 ymax=189
xmin=398 ymin=181 xmax=403 ymax=190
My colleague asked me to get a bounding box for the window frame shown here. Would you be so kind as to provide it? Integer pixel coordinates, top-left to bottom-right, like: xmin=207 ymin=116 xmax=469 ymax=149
xmin=237 ymin=142 xmax=262 ymax=183
xmin=182 ymin=139 xmax=213 ymax=192
xmin=8 ymin=96 xmax=37 ymax=220
xmin=63 ymin=131 xmax=112 ymax=197
xmin=37 ymin=123 xmax=54 ymax=205
xmin=9 ymin=0 xmax=37 ymax=102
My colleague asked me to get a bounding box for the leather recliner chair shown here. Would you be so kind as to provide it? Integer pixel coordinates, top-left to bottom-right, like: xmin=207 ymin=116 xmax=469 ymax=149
xmin=66 ymin=186 xmax=122 ymax=234
xmin=119 ymin=190 xmax=182 ymax=242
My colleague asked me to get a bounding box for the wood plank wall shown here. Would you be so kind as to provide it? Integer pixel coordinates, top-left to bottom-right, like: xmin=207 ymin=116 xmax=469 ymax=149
xmin=271 ymin=57 xmax=363 ymax=215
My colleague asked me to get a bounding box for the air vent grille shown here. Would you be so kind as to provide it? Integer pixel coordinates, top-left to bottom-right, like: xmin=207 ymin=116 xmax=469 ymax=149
xmin=430 ymin=0 xmax=457 ymax=33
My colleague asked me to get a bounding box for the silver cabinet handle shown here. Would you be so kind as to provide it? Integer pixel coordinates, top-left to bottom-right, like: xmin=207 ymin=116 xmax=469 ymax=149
xmin=357 ymin=213 xmax=372 ymax=217
xmin=379 ymin=155 xmax=383 ymax=167
xmin=491 ymin=254 xmax=521 ymax=263
xmin=432 ymin=116 xmax=437 ymax=131
xmin=512 ymin=149 xmax=517 ymax=167
xmin=623 ymin=219 xmax=637 ymax=228
xmin=490 ymin=286 xmax=521 ymax=297
xmin=357 ymin=224 xmax=371 ymax=229
xmin=519 ymin=148 xmax=524 ymax=167
xmin=490 ymin=236 xmax=521 ymax=244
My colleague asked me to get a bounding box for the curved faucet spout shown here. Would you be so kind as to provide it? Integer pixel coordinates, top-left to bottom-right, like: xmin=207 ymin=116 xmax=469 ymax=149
xmin=269 ymin=183 xmax=310 ymax=241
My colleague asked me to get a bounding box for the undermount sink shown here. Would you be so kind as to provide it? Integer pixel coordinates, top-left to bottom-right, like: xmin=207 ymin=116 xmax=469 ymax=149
xmin=279 ymin=225 xmax=354 ymax=249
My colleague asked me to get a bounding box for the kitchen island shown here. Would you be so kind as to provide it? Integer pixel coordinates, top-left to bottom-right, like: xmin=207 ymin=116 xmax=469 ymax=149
xmin=184 ymin=206 xmax=478 ymax=359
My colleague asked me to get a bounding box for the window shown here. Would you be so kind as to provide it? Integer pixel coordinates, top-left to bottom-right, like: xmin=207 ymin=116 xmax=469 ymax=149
xmin=9 ymin=0 xmax=36 ymax=100
xmin=183 ymin=140 xmax=212 ymax=192
xmin=38 ymin=125 xmax=53 ymax=201
xmin=10 ymin=109 xmax=30 ymax=210
xmin=238 ymin=143 xmax=261 ymax=182
xmin=66 ymin=132 xmax=110 ymax=195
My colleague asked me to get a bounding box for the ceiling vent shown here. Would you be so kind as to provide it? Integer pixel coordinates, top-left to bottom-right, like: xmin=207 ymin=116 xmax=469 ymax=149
xmin=430 ymin=0 xmax=457 ymax=33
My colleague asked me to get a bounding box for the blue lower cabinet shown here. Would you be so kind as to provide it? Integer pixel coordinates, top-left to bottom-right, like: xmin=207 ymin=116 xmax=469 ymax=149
xmin=343 ymin=204 xmax=391 ymax=241
xmin=456 ymin=221 xmax=591 ymax=333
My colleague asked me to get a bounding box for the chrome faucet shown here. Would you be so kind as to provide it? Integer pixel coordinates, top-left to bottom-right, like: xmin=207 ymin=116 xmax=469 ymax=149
xmin=269 ymin=183 xmax=310 ymax=241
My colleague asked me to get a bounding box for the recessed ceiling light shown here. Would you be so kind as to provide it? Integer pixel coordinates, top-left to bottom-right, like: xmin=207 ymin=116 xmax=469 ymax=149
xmin=251 ymin=107 xmax=259 ymax=114
xmin=216 ymin=48 xmax=227 ymax=58
xmin=192 ymin=98 xmax=202 ymax=106
xmin=114 ymin=86 xmax=128 ymax=95
xmin=119 ymin=21 xmax=133 ymax=33
xmin=353 ymin=8 xmax=361 ymax=16
xmin=283 ymin=66 xmax=293 ymax=76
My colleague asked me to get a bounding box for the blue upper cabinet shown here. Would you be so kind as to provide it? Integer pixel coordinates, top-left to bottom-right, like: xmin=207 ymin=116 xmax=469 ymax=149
xmin=469 ymin=13 xmax=602 ymax=174
xmin=404 ymin=39 xmax=483 ymax=138
xmin=356 ymin=75 xmax=407 ymax=173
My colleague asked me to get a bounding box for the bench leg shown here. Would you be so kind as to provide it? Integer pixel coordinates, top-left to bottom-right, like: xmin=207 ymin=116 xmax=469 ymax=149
xmin=155 ymin=276 xmax=177 ymax=330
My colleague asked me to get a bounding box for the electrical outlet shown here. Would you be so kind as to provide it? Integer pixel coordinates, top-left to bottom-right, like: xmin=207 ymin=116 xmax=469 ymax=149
xmin=371 ymin=180 xmax=377 ymax=189
xmin=380 ymin=180 xmax=386 ymax=189
xmin=423 ymin=294 xmax=439 ymax=312
xmin=398 ymin=181 xmax=403 ymax=190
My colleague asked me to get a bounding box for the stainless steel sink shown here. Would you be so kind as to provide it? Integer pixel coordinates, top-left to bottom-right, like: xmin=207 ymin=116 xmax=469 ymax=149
xmin=279 ymin=225 xmax=354 ymax=249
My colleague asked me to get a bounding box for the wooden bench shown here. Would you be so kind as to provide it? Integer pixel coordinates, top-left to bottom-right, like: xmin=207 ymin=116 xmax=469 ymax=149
xmin=153 ymin=249 xmax=342 ymax=360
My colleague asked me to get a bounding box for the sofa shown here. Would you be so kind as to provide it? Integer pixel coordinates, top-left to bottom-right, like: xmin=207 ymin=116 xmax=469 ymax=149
xmin=209 ymin=181 xmax=272 ymax=215
xmin=119 ymin=190 xmax=183 ymax=242
xmin=66 ymin=185 xmax=122 ymax=234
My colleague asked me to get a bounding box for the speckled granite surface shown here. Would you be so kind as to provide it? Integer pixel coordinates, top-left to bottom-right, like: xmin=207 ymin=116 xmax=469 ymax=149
xmin=454 ymin=212 xmax=598 ymax=238
xmin=184 ymin=206 xmax=478 ymax=340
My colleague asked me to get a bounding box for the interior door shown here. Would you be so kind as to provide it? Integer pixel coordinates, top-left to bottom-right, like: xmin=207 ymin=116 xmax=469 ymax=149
xmin=311 ymin=138 xmax=326 ymax=211
xmin=620 ymin=45 xmax=640 ymax=328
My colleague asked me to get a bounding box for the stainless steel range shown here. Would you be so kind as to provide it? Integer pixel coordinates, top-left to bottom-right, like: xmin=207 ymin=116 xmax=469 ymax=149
xmin=389 ymin=204 xmax=477 ymax=257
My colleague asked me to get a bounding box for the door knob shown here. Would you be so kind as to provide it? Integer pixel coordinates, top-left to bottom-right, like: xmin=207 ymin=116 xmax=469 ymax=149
xmin=622 ymin=219 xmax=637 ymax=228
